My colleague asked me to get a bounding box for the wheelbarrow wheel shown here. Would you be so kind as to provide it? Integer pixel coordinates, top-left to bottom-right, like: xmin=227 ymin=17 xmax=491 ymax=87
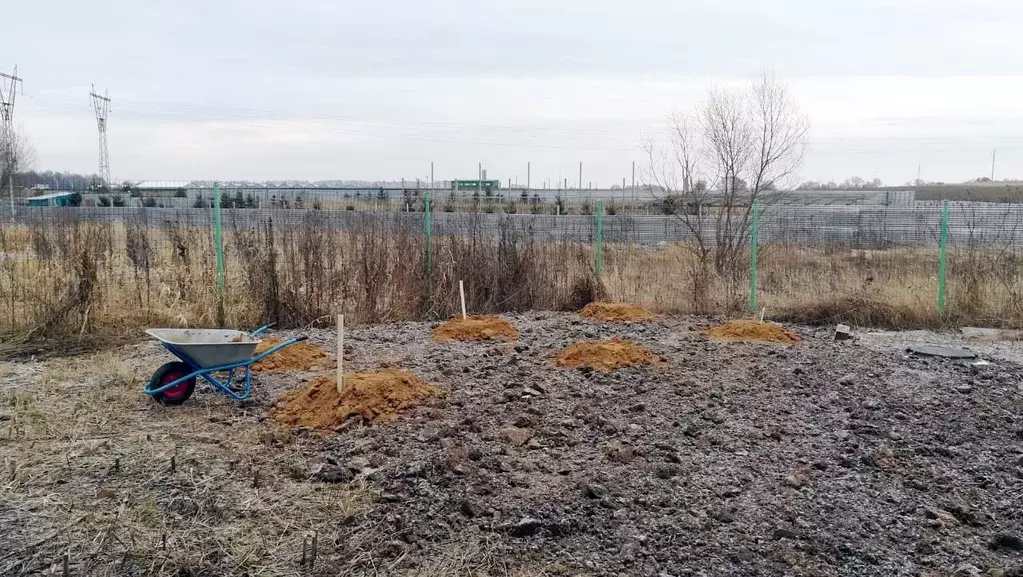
xmin=149 ymin=362 xmax=196 ymax=406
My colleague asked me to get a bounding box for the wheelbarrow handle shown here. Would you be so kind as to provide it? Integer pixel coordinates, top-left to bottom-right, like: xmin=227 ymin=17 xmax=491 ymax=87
xmin=247 ymin=335 xmax=310 ymax=363
xmin=250 ymin=324 xmax=275 ymax=337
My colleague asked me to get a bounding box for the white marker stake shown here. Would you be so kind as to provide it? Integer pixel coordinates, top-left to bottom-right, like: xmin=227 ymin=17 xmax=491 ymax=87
xmin=760 ymin=307 xmax=766 ymax=323
xmin=336 ymin=314 xmax=344 ymax=393
xmin=459 ymin=280 xmax=467 ymax=320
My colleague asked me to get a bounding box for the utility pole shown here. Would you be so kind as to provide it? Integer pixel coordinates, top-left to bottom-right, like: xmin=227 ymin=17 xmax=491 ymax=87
xmin=90 ymin=84 xmax=112 ymax=189
xmin=1 ymin=66 xmax=24 ymax=215
xmin=527 ymin=162 xmax=530 ymax=191
xmin=631 ymin=161 xmax=636 ymax=202
xmin=991 ymin=149 xmax=996 ymax=181
xmin=578 ymin=161 xmax=583 ymax=190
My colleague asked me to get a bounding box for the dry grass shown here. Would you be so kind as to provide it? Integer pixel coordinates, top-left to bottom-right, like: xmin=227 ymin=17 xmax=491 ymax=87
xmin=0 ymin=351 xmax=377 ymax=576
xmin=3 ymin=210 xmax=1023 ymax=348
xmin=605 ymin=242 xmax=1023 ymax=329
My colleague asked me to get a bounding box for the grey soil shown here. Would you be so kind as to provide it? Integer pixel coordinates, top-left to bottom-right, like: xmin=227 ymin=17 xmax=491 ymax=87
xmin=266 ymin=314 xmax=1023 ymax=576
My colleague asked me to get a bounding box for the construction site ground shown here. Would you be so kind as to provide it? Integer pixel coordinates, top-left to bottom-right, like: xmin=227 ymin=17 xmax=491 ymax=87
xmin=1 ymin=313 xmax=1021 ymax=577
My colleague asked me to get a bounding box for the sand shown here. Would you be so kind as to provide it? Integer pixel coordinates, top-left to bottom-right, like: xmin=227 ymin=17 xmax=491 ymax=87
xmin=555 ymin=338 xmax=659 ymax=372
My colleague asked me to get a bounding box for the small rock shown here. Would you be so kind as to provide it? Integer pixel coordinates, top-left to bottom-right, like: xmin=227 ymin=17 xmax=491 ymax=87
xmin=604 ymin=443 xmax=636 ymax=464
xmin=772 ymin=527 xmax=797 ymax=540
xmin=506 ymin=517 xmax=542 ymax=537
xmin=522 ymin=387 xmax=543 ymax=397
xmin=991 ymin=532 xmax=1023 ymax=552
xmin=626 ymin=424 xmax=643 ymax=436
xmin=654 ymin=464 xmax=680 ymax=479
xmin=713 ymin=508 xmax=736 ymax=523
xmin=498 ymin=427 xmax=533 ymax=447
xmin=924 ymin=507 xmax=960 ymax=528
xmin=954 ymin=564 xmax=984 ymax=577
xmin=583 ymin=483 xmax=609 ymax=499
xmin=514 ymin=414 xmax=534 ymax=427
xmin=956 ymin=385 xmax=974 ymax=394
xmin=838 ymin=374 xmax=856 ymax=386
xmin=835 ymin=324 xmax=853 ymax=341
xmin=784 ymin=473 xmax=809 ymax=488
xmin=459 ymin=499 xmax=483 ymax=517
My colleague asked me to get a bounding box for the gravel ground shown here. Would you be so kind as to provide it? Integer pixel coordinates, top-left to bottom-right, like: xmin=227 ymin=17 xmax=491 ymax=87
xmin=4 ymin=314 xmax=1022 ymax=576
xmin=255 ymin=314 xmax=1023 ymax=576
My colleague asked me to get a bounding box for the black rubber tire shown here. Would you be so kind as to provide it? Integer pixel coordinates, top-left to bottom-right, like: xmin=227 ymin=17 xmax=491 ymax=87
xmin=149 ymin=361 xmax=197 ymax=406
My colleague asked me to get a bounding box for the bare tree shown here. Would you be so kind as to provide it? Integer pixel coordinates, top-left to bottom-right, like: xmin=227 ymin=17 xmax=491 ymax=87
xmin=1 ymin=127 xmax=36 ymax=198
xmin=645 ymin=74 xmax=809 ymax=279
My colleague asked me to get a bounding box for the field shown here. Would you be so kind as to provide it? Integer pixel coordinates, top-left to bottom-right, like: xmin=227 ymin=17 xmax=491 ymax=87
xmin=3 ymin=207 xmax=1023 ymax=356
xmin=2 ymin=312 xmax=1022 ymax=576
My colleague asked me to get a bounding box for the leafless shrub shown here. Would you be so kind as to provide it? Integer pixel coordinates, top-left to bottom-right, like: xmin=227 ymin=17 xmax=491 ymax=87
xmin=125 ymin=210 xmax=155 ymax=310
xmin=645 ymin=74 xmax=809 ymax=306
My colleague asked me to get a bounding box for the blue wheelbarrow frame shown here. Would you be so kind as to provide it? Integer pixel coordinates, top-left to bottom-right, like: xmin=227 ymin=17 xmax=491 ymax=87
xmin=143 ymin=325 xmax=308 ymax=402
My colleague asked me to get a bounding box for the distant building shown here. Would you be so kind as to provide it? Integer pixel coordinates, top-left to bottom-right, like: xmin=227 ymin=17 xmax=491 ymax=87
xmin=133 ymin=181 xmax=193 ymax=198
xmin=26 ymin=192 xmax=77 ymax=207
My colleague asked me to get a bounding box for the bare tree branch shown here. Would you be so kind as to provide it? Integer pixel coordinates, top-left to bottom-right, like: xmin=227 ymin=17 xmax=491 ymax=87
xmin=644 ymin=74 xmax=810 ymax=281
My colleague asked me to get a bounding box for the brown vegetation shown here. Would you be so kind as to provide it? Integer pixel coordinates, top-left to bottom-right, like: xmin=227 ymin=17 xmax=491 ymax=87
xmin=2 ymin=207 xmax=1023 ymax=354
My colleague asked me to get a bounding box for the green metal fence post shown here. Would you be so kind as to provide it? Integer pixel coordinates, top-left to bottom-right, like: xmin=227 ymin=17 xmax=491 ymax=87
xmin=425 ymin=192 xmax=433 ymax=304
xmin=938 ymin=200 xmax=949 ymax=319
xmin=595 ymin=200 xmax=604 ymax=276
xmin=748 ymin=203 xmax=760 ymax=315
xmin=213 ymin=182 xmax=225 ymax=327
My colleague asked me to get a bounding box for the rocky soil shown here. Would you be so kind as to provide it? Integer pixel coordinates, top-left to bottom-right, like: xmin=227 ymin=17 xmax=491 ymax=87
xmin=265 ymin=313 xmax=1023 ymax=576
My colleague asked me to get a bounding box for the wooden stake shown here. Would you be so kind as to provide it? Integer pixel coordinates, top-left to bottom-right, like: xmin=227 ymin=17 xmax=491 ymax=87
xmin=459 ymin=280 xmax=467 ymax=320
xmin=336 ymin=314 xmax=345 ymax=393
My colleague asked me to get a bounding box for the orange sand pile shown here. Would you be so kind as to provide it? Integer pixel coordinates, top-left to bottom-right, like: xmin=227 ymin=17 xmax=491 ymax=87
xmin=251 ymin=338 xmax=329 ymax=372
xmin=579 ymin=302 xmax=655 ymax=323
xmin=271 ymin=370 xmax=443 ymax=430
xmin=706 ymin=319 xmax=802 ymax=343
xmin=556 ymin=338 xmax=659 ymax=372
xmin=433 ymin=315 xmax=518 ymax=343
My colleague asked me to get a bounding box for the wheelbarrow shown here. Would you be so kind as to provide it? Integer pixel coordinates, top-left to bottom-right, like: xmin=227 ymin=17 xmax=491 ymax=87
xmin=143 ymin=325 xmax=308 ymax=405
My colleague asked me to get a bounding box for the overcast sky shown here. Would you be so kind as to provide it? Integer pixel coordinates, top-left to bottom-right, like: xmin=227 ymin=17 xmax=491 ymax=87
xmin=4 ymin=0 xmax=1023 ymax=186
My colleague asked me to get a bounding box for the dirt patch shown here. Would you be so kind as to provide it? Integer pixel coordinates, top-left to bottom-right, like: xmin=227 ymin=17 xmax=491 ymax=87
xmin=555 ymin=338 xmax=658 ymax=371
xmin=271 ymin=369 xmax=443 ymax=430
xmin=579 ymin=301 xmax=654 ymax=322
xmin=251 ymin=338 xmax=329 ymax=372
xmin=707 ymin=319 xmax=802 ymax=343
xmin=433 ymin=315 xmax=518 ymax=343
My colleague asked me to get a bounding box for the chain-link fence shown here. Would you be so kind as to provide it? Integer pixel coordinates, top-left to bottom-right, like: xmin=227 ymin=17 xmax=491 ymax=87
xmin=2 ymin=188 xmax=1021 ymax=340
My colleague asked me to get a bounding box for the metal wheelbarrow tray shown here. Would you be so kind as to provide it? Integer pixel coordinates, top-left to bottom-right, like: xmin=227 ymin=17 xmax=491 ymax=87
xmin=143 ymin=325 xmax=308 ymax=405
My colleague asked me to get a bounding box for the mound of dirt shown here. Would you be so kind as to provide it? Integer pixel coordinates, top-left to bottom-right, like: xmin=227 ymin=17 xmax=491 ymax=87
xmin=433 ymin=315 xmax=518 ymax=343
xmin=579 ymin=302 xmax=654 ymax=322
xmin=555 ymin=338 xmax=658 ymax=371
xmin=707 ymin=319 xmax=802 ymax=343
xmin=251 ymin=338 xmax=329 ymax=372
xmin=271 ymin=370 xmax=443 ymax=431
